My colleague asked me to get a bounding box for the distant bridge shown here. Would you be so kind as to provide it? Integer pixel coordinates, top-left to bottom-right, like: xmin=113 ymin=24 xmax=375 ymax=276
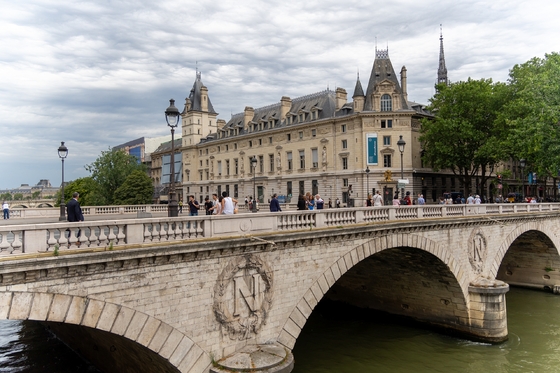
xmin=1 ymin=204 xmax=559 ymax=372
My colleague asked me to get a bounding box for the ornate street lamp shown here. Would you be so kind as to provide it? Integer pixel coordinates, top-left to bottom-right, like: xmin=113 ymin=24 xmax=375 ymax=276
xmin=365 ymin=166 xmax=370 ymax=200
xmin=397 ymin=135 xmax=406 ymax=199
xmin=58 ymin=142 xmax=68 ymax=221
xmin=251 ymin=156 xmax=258 ymax=213
xmin=520 ymin=158 xmax=526 ymax=202
xmin=165 ymin=99 xmax=180 ymax=217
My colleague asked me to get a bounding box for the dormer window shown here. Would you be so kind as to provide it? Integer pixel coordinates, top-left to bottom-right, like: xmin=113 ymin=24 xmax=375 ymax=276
xmin=381 ymin=94 xmax=392 ymax=111
xmin=299 ymin=113 xmax=304 ymax=122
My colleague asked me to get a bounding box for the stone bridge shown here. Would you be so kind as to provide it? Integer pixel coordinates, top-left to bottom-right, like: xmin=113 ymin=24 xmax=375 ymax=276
xmin=0 ymin=204 xmax=559 ymax=372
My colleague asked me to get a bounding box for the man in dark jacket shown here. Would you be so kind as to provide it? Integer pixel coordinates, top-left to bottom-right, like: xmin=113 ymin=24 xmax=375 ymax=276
xmin=269 ymin=194 xmax=282 ymax=212
xmin=66 ymin=192 xmax=84 ymax=244
xmin=67 ymin=192 xmax=84 ymax=222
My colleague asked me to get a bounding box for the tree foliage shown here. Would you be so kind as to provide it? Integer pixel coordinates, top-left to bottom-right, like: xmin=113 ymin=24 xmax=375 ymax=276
xmin=0 ymin=193 xmax=12 ymax=201
xmin=113 ymin=170 xmax=154 ymax=205
xmin=85 ymin=148 xmax=146 ymax=205
xmin=503 ymin=52 xmax=560 ymax=179
xmin=420 ymin=78 xmax=510 ymax=195
xmin=54 ymin=177 xmax=98 ymax=207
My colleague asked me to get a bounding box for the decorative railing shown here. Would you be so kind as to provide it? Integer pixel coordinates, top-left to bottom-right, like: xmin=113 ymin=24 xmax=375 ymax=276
xmin=1 ymin=203 xmax=559 ymax=258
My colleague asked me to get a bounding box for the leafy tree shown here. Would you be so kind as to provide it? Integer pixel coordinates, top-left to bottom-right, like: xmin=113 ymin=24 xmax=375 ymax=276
xmin=54 ymin=177 xmax=98 ymax=207
xmin=503 ymin=52 xmax=560 ymax=187
xmin=85 ymin=148 xmax=146 ymax=205
xmin=13 ymin=193 xmax=23 ymax=201
xmin=31 ymin=191 xmax=41 ymax=200
xmin=113 ymin=170 xmax=154 ymax=205
xmin=0 ymin=193 xmax=12 ymax=201
xmin=420 ymin=78 xmax=510 ymax=196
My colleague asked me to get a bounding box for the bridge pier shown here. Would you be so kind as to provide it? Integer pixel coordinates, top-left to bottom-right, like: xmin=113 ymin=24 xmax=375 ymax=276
xmin=210 ymin=344 xmax=294 ymax=373
xmin=467 ymin=278 xmax=509 ymax=343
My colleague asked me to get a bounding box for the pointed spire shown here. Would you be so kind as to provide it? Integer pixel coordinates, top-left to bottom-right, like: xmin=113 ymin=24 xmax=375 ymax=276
xmin=353 ymin=71 xmax=364 ymax=98
xmin=437 ymin=24 xmax=448 ymax=85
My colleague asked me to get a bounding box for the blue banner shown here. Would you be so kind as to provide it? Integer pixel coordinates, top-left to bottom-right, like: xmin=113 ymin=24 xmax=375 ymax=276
xmin=367 ymin=135 xmax=378 ymax=165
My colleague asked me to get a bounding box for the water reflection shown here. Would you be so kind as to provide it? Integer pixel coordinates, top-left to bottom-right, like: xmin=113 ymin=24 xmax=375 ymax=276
xmin=0 ymin=320 xmax=100 ymax=373
xmin=293 ymin=287 xmax=560 ymax=373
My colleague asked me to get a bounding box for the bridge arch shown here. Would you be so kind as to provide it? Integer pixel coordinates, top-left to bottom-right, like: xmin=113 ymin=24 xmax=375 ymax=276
xmin=279 ymin=233 xmax=469 ymax=349
xmin=0 ymin=291 xmax=211 ymax=373
xmin=490 ymin=221 xmax=560 ymax=277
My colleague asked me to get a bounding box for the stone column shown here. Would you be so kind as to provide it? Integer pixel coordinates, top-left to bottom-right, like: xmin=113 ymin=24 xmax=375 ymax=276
xmin=468 ymin=277 xmax=509 ymax=343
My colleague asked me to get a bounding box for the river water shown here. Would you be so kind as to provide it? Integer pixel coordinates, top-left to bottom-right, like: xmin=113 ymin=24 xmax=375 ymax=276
xmin=0 ymin=287 xmax=558 ymax=372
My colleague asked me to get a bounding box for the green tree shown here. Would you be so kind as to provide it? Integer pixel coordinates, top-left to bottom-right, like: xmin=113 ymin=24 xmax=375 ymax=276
xmin=420 ymin=78 xmax=510 ymax=196
xmin=113 ymin=170 xmax=154 ymax=205
xmin=13 ymin=193 xmax=23 ymax=201
xmin=85 ymin=148 xmax=146 ymax=205
xmin=54 ymin=177 xmax=99 ymax=207
xmin=503 ymin=52 xmax=560 ymax=188
xmin=0 ymin=193 xmax=12 ymax=201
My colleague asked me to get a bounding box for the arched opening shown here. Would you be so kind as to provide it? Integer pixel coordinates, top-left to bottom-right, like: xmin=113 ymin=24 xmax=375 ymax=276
xmin=323 ymin=247 xmax=467 ymax=328
xmin=497 ymin=229 xmax=560 ymax=291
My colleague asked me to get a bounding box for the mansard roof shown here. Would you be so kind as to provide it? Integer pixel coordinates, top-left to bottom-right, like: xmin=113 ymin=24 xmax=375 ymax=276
xmin=217 ymin=90 xmax=341 ymax=137
xmin=186 ymin=72 xmax=217 ymax=114
xmin=152 ymin=138 xmax=182 ymax=154
xmin=363 ymin=49 xmax=408 ymax=111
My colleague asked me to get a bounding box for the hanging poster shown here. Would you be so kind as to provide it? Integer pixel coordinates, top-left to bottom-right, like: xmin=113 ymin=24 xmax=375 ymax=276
xmin=366 ymin=134 xmax=378 ymax=165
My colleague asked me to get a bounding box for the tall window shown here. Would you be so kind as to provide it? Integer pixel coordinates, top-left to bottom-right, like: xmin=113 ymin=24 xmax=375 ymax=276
xmin=299 ymin=181 xmax=305 ymax=196
xmin=341 ymin=124 xmax=347 ymax=133
xmin=342 ymin=139 xmax=348 ymax=149
xmin=287 ymin=181 xmax=293 ymax=197
xmin=217 ymin=161 xmax=222 ymax=175
xmin=381 ymin=94 xmax=392 ymax=111
xmin=259 ymin=155 xmax=264 ymax=173
xmin=383 ymin=136 xmax=391 ymax=145
xmin=312 ymin=148 xmax=318 ymax=168
xmin=269 ymin=154 xmax=274 ymax=172
xmin=226 ymin=160 xmax=230 ymax=176
xmin=287 ymin=151 xmax=293 ymax=170
xmin=343 ymin=178 xmax=349 ymax=187
xmin=342 ymin=157 xmax=348 ymax=170
xmin=383 ymin=154 xmax=392 ymax=167
xmin=234 ymin=158 xmax=238 ymax=175
xmin=299 ymin=150 xmax=305 ymax=169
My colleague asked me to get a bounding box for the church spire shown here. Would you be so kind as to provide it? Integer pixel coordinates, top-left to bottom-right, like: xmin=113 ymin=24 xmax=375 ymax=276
xmin=437 ymin=24 xmax=448 ymax=86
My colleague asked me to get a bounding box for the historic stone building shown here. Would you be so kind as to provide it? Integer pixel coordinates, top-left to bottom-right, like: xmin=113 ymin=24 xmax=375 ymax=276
xmin=175 ymin=49 xmax=437 ymax=206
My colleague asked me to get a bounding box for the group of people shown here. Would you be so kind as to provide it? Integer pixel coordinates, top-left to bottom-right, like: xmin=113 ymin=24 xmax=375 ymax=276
xmin=189 ymin=192 xmax=238 ymax=216
xmin=297 ymin=193 xmax=326 ymax=210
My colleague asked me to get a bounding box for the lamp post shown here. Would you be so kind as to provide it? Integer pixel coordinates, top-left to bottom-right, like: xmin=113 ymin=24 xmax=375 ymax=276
xmin=397 ymin=135 xmax=406 ymax=199
xmin=251 ymin=156 xmax=258 ymax=212
xmin=165 ymin=99 xmax=180 ymax=217
xmin=58 ymin=142 xmax=68 ymax=221
xmin=520 ymin=158 xmax=526 ymax=202
xmin=365 ymin=166 xmax=370 ymax=200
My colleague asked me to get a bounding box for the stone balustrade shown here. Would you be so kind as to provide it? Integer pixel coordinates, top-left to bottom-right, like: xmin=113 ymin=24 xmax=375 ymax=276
xmin=6 ymin=204 xmax=171 ymax=219
xmin=1 ymin=203 xmax=558 ymax=258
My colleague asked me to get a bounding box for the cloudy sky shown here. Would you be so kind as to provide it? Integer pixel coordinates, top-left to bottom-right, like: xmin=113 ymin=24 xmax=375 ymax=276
xmin=1 ymin=0 xmax=558 ymax=190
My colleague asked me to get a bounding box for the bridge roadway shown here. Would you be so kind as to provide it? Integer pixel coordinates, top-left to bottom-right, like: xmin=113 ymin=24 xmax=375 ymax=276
xmin=0 ymin=204 xmax=560 ymax=372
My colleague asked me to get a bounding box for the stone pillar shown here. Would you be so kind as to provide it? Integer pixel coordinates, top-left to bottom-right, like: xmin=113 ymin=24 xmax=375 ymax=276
xmin=468 ymin=278 xmax=509 ymax=343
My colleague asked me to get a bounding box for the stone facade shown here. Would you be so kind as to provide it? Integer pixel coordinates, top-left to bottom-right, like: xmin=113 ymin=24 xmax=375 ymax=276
xmin=173 ymin=50 xmax=434 ymax=207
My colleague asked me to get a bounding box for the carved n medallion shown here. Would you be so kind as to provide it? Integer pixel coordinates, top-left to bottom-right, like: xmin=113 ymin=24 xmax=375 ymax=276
xmin=213 ymin=255 xmax=273 ymax=340
xmin=468 ymin=228 xmax=487 ymax=274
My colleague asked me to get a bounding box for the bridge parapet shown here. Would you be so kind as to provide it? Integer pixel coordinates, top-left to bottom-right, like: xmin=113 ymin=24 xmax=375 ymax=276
xmin=1 ymin=204 xmax=559 ymax=258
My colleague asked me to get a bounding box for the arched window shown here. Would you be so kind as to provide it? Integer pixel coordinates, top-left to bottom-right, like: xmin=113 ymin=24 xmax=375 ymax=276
xmin=381 ymin=94 xmax=392 ymax=111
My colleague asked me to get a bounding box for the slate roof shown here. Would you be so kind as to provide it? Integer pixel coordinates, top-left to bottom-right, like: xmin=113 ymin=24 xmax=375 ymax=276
xmin=363 ymin=49 xmax=408 ymax=111
xmin=185 ymin=72 xmax=217 ymax=114
xmin=215 ymin=90 xmax=341 ymax=140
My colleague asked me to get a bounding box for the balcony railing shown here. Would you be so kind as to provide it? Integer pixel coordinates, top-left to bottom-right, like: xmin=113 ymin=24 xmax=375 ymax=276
xmin=0 ymin=203 xmax=559 ymax=258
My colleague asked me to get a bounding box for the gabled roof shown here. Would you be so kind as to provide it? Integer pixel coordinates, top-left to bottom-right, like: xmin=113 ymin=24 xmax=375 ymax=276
xmin=363 ymin=49 xmax=408 ymax=111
